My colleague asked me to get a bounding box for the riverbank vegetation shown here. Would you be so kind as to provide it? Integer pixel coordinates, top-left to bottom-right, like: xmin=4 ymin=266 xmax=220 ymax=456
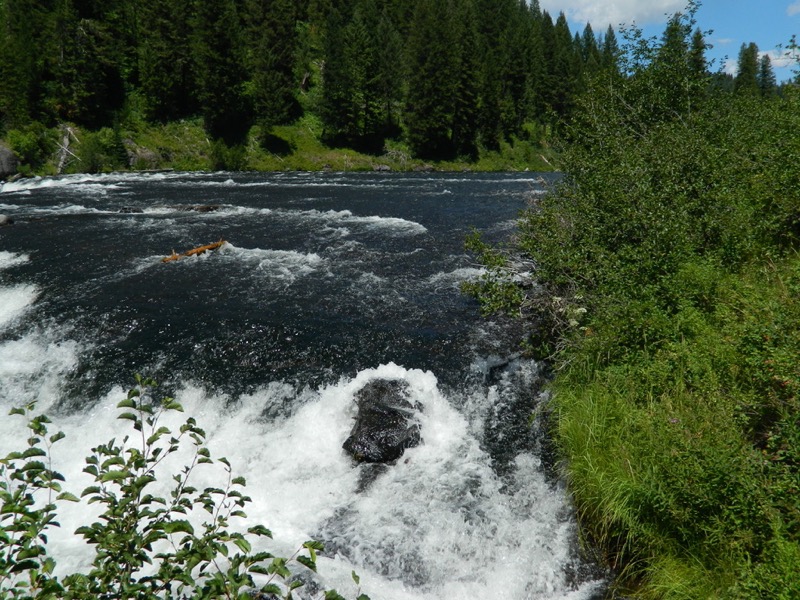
xmin=1 ymin=376 xmax=368 ymax=599
xmin=467 ymin=5 xmax=800 ymax=598
xmin=0 ymin=0 xmax=605 ymax=176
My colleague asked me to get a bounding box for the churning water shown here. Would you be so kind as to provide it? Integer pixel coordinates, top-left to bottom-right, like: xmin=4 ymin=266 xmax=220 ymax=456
xmin=0 ymin=171 xmax=604 ymax=599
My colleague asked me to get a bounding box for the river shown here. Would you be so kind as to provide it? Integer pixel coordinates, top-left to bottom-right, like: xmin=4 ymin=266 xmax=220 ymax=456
xmin=0 ymin=171 xmax=604 ymax=599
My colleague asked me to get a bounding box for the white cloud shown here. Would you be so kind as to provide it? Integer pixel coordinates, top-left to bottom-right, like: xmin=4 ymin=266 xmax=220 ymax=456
xmin=763 ymin=48 xmax=796 ymax=69
xmin=788 ymin=1 xmax=800 ymax=17
xmin=538 ymin=0 xmax=686 ymax=29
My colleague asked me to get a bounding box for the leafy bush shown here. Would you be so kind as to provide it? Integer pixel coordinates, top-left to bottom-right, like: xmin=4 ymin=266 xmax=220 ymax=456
xmin=1 ymin=375 xmax=368 ymax=600
xmin=75 ymin=128 xmax=128 ymax=174
xmin=464 ymin=4 xmax=800 ymax=596
xmin=5 ymin=123 xmax=55 ymax=175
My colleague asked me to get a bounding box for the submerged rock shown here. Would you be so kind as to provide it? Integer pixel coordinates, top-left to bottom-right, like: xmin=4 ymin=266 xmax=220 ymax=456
xmin=0 ymin=214 xmax=14 ymax=226
xmin=343 ymin=379 xmax=421 ymax=464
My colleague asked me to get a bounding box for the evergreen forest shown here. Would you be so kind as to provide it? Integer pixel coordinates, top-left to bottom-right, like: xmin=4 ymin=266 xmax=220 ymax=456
xmin=0 ymin=0 xmax=627 ymax=173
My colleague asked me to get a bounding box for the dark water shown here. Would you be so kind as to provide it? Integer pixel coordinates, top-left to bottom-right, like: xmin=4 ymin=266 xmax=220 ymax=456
xmin=0 ymin=171 xmax=603 ymax=599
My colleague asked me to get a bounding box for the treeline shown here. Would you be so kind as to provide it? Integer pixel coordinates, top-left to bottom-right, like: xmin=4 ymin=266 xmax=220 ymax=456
xmin=467 ymin=4 xmax=800 ymax=597
xmin=0 ymin=0 xmax=623 ymax=163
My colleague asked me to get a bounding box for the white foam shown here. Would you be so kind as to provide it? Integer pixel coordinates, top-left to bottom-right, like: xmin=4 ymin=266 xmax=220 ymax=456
xmin=427 ymin=267 xmax=486 ymax=291
xmin=0 ymin=250 xmax=29 ymax=271
xmin=221 ymin=243 xmax=324 ymax=283
xmin=0 ymin=284 xmax=38 ymax=329
xmin=0 ymin=363 xmax=600 ymax=598
xmin=278 ymin=208 xmax=428 ymax=237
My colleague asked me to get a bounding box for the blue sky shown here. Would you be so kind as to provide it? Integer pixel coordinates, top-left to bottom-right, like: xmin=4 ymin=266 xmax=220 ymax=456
xmin=539 ymin=0 xmax=799 ymax=81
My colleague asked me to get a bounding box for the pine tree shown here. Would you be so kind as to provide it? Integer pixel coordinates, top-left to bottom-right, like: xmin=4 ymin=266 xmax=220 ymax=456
xmin=374 ymin=7 xmax=404 ymax=136
xmin=192 ymin=0 xmax=252 ymax=143
xmin=45 ymin=0 xmax=126 ymax=128
xmin=600 ymin=25 xmax=621 ymax=75
xmin=580 ymin=23 xmax=601 ymax=75
xmin=734 ymin=42 xmax=760 ymax=95
xmin=548 ymin=12 xmax=579 ymax=119
xmin=0 ymin=0 xmax=45 ymax=128
xmin=244 ymin=0 xmax=301 ymax=134
xmin=757 ymin=54 xmax=777 ymax=97
xmin=319 ymin=6 xmax=352 ymax=142
xmin=404 ymin=0 xmax=458 ymax=158
xmin=524 ymin=3 xmax=547 ymax=122
xmin=450 ymin=0 xmax=480 ymax=158
xmin=139 ymin=0 xmax=197 ymax=122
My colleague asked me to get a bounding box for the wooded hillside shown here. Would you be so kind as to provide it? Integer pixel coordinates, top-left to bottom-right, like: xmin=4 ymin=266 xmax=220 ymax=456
xmin=0 ymin=0 xmax=622 ymax=166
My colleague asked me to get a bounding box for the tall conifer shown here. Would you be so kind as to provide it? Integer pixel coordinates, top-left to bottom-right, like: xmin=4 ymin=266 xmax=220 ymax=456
xmin=757 ymin=54 xmax=778 ymax=97
xmin=139 ymin=0 xmax=197 ymax=122
xmin=734 ymin=42 xmax=760 ymax=95
xmin=192 ymin=0 xmax=251 ymax=143
xmin=404 ymin=0 xmax=457 ymax=158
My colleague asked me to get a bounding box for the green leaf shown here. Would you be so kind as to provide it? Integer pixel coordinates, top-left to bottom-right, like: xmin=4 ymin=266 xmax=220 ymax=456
xmin=233 ymin=537 xmax=251 ymax=553
xmin=100 ymin=470 xmax=131 ymax=482
xmin=304 ymin=540 xmax=324 ymax=551
xmin=163 ymin=399 xmax=184 ymax=412
xmin=43 ymin=557 xmax=56 ymax=575
xmin=57 ymin=492 xmax=80 ymax=502
xmin=248 ymin=525 xmax=273 ymax=538
xmin=117 ymin=398 xmax=136 ymax=409
xmin=10 ymin=559 xmax=39 ymax=573
xmin=324 ymin=591 xmax=347 ymax=600
xmin=9 ymin=406 xmax=26 ymax=416
xmin=146 ymin=427 xmax=170 ymax=446
xmin=296 ymin=555 xmax=317 ymax=572
xmin=351 ymin=570 xmax=360 ymax=585
xmin=49 ymin=431 xmax=66 ymax=444
xmin=118 ymin=412 xmax=139 ymax=422
xmin=100 ymin=456 xmax=125 ymax=469
xmin=21 ymin=447 xmax=47 ymax=458
xmin=162 ymin=520 xmax=194 ymax=535
xmin=268 ymin=558 xmax=291 ymax=579
xmin=356 ymin=594 xmax=371 ymax=600
xmin=232 ymin=476 xmax=246 ymax=486
xmin=260 ymin=584 xmax=282 ymax=595
xmin=81 ymin=485 xmax=101 ymax=497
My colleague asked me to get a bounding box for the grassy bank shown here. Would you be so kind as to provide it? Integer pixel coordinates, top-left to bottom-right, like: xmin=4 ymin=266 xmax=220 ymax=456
xmin=552 ymin=254 xmax=800 ymax=597
xmin=465 ymin=16 xmax=800 ymax=594
xmin=1 ymin=114 xmax=558 ymax=178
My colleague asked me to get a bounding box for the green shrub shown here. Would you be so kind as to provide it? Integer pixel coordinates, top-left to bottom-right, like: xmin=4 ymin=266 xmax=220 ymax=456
xmin=1 ymin=375 xmax=368 ymax=600
xmin=5 ymin=123 xmax=55 ymax=175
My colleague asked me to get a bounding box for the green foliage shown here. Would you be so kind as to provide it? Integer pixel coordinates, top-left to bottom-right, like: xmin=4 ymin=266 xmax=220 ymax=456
xmin=74 ymin=128 xmax=128 ymax=174
xmin=5 ymin=124 xmax=55 ymax=175
xmin=1 ymin=403 xmax=72 ymax=598
xmin=465 ymin=2 xmax=800 ymax=595
xmin=1 ymin=376 xmax=369 ymax=600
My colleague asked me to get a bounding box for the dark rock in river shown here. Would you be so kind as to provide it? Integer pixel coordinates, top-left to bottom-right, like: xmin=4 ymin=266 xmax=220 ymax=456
xmin=0 ymin=214 xmax=14 ymax=226
xmin=343 ymin=379 xmax=421 ymax=464
xmin=0 ymin=143 xmax=18 ymax=180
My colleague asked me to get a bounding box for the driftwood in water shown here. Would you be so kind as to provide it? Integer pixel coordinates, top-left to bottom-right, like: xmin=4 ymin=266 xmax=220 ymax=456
xmin=162 ymin=240 xmax=227 ymax=263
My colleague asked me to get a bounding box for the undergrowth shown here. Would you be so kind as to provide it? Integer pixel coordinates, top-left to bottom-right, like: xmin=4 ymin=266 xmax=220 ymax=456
xmin=465 ymin=6 xmax=800 ymax=597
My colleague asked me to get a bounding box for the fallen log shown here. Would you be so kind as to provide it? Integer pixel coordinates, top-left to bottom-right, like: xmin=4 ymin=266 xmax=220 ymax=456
xmin=162 ymin=239 xmax=227 ymax=263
